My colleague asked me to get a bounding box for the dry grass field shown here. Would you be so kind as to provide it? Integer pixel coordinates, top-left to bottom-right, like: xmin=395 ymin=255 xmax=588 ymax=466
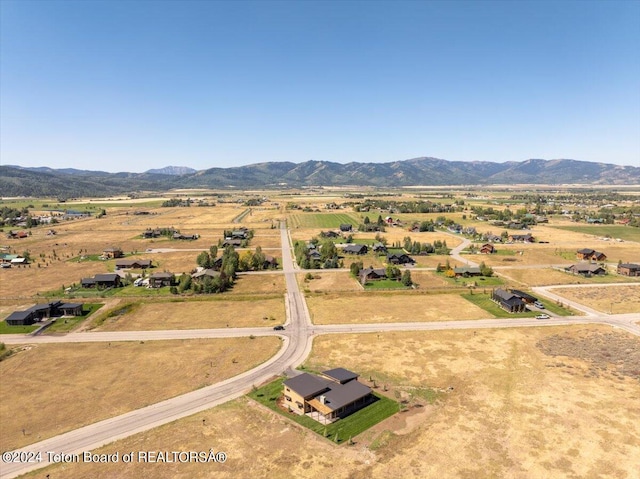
xmin=28 ymin=325 xmax=640 ymax=479
xmin=306 ymin=292 xmax=490 ymax=324
xmin=552 ymin=285 xmax=640 ymax=314
xmin=0 ymin=337 xmax=280 ymax=452
xmin=95 ymin=297 xmax=286 ymax=330
xmin=298 ymin=272 xmax=364 ymax=292
xmin=227 ymin=273 xmax=286 ymax=295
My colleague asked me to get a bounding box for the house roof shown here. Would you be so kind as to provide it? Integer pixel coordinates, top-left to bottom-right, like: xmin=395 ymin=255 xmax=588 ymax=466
xmin=283 ymin=373 xmax=329 ymax=398
xmin=493 ymin=288 xmax=525 ymax=307
xmin=94 ymin=273 xmax=120 ymax=282
xmin=454 ymin=266 xmax=481 ymax=274
xmin=568 ymin=263 xmax=605 ymax=273
xmin=619 ymin=263 xmax=640 ymax=269
xmin=59 ymin=303 xmax=83 ymax=309
xmin=308 ymin=379 xmax=372 ymax=413
xmin=322 ymin=368 xmax=359 ymax=384
xmin=360 ymin=267 xmax=386 ymax=278
xmin=115 ymin=259 xmax=152 ymax=267
xmin=343 ymin=244 xmax=367 ymax=253
xmin=150 ymin=272 xmax=173 ymax=279
xmin=510 ymin=289 xmax=538 ymax=302
xmin=192 ymin=269 xmax=221 ymax=279
xmin=5 ymin=311 xmax=33 ymax=321
xmin=577 ymin=248 xmax=595 ymax=255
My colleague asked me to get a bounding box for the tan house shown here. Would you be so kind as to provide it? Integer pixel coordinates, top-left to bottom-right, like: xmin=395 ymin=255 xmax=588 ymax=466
xmin=282 ymin=368 xmax=372 ymax=424
xmin=480 ymin=243 xmax=495 ymax=254
xmin=102 ymin=247 xmax=124 ymax=259
xmin=576 ymin=248 xmax=607 ymax=262
xmin=618 ymin=263 xmax=640 ymax=277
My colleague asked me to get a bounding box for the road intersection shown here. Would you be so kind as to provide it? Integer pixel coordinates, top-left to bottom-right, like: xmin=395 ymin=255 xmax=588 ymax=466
xmin=1 ymin=223 xmax=638 ymax=478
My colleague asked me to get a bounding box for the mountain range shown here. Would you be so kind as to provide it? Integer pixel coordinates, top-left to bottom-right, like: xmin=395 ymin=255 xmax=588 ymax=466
xmin=1 ymin=158 xmax=638 ymax=197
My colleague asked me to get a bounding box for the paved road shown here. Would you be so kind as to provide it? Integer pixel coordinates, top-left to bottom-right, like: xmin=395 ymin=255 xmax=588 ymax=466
xmin=2 ymin=226 xmax=639 ymax=478
xmin=0 ymin=222 xmax=312 ymax=479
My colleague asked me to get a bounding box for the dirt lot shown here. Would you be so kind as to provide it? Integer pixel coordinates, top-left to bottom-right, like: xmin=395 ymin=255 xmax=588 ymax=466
xmin=95 ymin=297 xmax=286 ymax=330
xmin=306 ymin=292 xmax=491 ymax=324
xmin=552 ymin=285 xmax=640 ymax=314
xmin=29 ymin=325 xmax=640 ymax=479
xmin=0 ymin=337 xmax=280 ymax=452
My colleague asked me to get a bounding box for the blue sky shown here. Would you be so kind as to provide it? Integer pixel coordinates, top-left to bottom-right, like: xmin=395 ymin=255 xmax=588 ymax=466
xmin=1 ymin=0 xmax=639 ymax=172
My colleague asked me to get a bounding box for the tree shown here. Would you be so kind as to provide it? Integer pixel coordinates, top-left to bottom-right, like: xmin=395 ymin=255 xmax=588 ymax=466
xmin=350 ymin=261 xmax=363 ymax=277
xmin=196 ymin=251 xmax=212 ymax=269
xmin=479 ymin=261 xmax=493 ymax=277
xmin=401 ymin=270 xmax=413 ymax=286
xmin=209 ymin=245 xmax=218 ymax=258
xmin=252 ymin=246 xmax=266 ymax=270
xmin=363 ymin=216 xmax=370 ymax=225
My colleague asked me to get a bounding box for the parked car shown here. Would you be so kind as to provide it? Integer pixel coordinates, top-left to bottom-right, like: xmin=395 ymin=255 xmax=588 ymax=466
xmin=534 ymin=301 xmax=545 ymax=309
xmin=273 ymin=325 xmax=285 ymax=331
xmin=536 ymin=314 xmax=550 ymax=320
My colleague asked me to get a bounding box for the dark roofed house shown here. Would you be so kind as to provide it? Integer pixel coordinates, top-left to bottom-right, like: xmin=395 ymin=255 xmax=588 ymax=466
xmin=565 ymin=264 xmax=607 ymax=277
xmin=387 ymin=253 xmax=415 ymax=265
xmin=372 ymin=242 xmax=388 ymax=254
xmin=508 ymin=233 xmax=534 ymax=243
xmin=115 ymin=259 xmax=152 ymax=270
xmin=149 ymin=272 xmax=174 ymax=288
xmin=480 ymin=243 xmax=496 ymax=254
xmin=618 ymin=263 xmax=640 ymax=277
xmin=222 ymin=239 xmax=243 ymax=248
xmin=359 ymin=267 xmax=387 ymax=284
xmin=321 ymin=230 xmax=341 ymax=238
xmin=191 ymin=269 xmax=221 ymax=281
xmin=491 ymin=288 xmax=527 ymax=313
xmin=5 ymin=310 xmax=37 ymax=326
xmin=576 ymin=248 xmax=595 ymax=260
xmin=509 ymin=289 xmax=538 ymax=304
xmin=343 ymin=244 xmax=368 ymax=255
xmin=453 ymin=266 xmax=482 ymax=277
xmin=82 ymin=273 xmax=120 ymax=288
xmin=263 ymin=255 xmax=279 ymax=269
xmin=282 ymin=368 xmax=372 ymax=424
xmin=339 ymin=224 xmax=353 ymax=232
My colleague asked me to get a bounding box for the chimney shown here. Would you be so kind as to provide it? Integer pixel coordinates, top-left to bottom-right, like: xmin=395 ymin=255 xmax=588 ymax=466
xmin=319 ymin=395 xmax=326 ymax=405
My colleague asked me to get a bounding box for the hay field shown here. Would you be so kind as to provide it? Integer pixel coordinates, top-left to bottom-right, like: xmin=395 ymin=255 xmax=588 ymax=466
xmin=298 ymin=271 xmax=363 ymax=292
xmin=495 ymin=267 xmax=640 ymax=287
xmin=552 ymin=285 xmax=640 ymax=314
xmin=95 ymin=297 xmax=286 ymax=330
xmin=0 ymin=337 xmax=280 ymax=452
xmin=29 ymin=326 xmax=640 ymax=479
xmin=227 ymin=273 xmax=286 ymax=295
xmin=306 ymin=292 xmax=490 ymax=324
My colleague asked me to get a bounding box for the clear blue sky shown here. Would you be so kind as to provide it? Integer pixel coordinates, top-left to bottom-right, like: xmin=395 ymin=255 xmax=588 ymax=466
xmin=1 ymin=0 xmax=639 ymax=172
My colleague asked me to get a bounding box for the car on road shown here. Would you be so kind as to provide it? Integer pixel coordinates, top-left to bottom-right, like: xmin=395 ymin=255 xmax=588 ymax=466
xmin=536 ymin=314 xmax=550 ymax=320
xmin=273 ymin=325 xmax=285 ymax=331
xmin=534 ymin=301 xmax=545 ymax=309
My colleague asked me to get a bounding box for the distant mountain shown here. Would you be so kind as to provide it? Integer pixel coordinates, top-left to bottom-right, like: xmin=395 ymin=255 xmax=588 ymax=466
xmin=1 ymin=158 xmax=638 ymax=197
xmin=145 ymin=166 xmax=197 ymax=176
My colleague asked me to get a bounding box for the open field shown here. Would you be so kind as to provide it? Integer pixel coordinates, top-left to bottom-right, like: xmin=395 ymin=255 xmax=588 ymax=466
xmin=552 ymin=284 xmax=640 ymax=314
xmin=29 ymin=325 xmax=640 ymax=479
xmin=94 ymin=297 xmax=285 ymax=330
xmin=306 ymin=292 xmax=491 ymax=324
xmin=0 ymin=337 xmax=280 ymax=452
xmin=288 ymin=213 xmax=360 ymax=229
xmin=228 ymin=273 xmax=286 ymax=295
xmin=551 ymin=224 xmax=640 ymax=243
xmin=298 ymin=271 xmax=364 ymax=292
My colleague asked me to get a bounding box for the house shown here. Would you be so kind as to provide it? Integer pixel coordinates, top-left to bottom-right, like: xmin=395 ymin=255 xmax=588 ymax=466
xmin=115 ymin=259 xmax=152 ymax=270
xmin=565 ymin=264 xmax=607 ymax=277
xmin=359 ymin=267 xmax=387 ymax=284
xmin=343 ymin=244 xmax=368 ymax=255
xmin=491 ymin=288 xmax=527 ymax=313
xmin=173 ymin=232 xmax=199 ymax=240
xmin=372 ymin=242 xmax=387 ymax=254
xmin=508 ymin=233 xmax=534 ymax=243
xmin=576 ymin=248 xmax=607 ymax=262
xmin=149 ymin=272 xmax=174 ymax=288
xmin=191 ymin=269 xmax=221 ymax=281
xmin=387 ymin=253 xmax=415 ymax=265
xmin=282 ymin=368 xmax=373 ymax=424
xmin=507 ymin=222 xmax=526 ymax=230
xmin=5 ymin=301 xmax=83 ymax=326
xmin=509 ymin=289 xmax=538 ymax=304
xmin=462 ymin=226 xmax=477 ymax=235
xmin=320 ymin=230 xmax=341 ymax=238
xmin=81 ymin=273 xmax=121 ymax=288
xmin=102 ymin=247 xmax=123 ymax=259
xmin=453 ymin=266 xmax=482 ymax=277
xmin=339 ymin=224 xmax=353 ymax=232
xmin=485 ymin=234 xmax=502 ymax=243
xmin=308 ymin=250 xmax=322 ymax=261
xmin=6 ymin=230 xmax=28 ymax=239
xmin=263 ymin=255 xmax=278 ymax=269
xmin=480 ymin=244 xmax=496 ymax=254
xmin=229 ymin=230 xmax=248 ymax=240
xmin=617 ymin=263 xmax=640 ymax=277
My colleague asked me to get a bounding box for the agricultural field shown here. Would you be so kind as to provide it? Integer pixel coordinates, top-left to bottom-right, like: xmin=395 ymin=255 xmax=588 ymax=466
xmin=29 ymin=326 xmax=640 ymax=479
xmin=0 ymin=337 xmax=281 ymax=452
xmin=306 ymin=291 xmax=491 ymax=324
xmin=551 ymin=284 xmax=640 ymax=314
xmin=288 ymin=212 xmax=360 ymax=229
xmin=298 ymin=271 xmax=364 ymax=293
xmin=93 ymin=297 xmax=286 ymax=330
xmin=550 ymin=224 xmax=640 ymax=243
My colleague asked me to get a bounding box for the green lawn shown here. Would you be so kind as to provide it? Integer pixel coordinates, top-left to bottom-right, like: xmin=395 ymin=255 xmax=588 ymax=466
xmin=45 ymin=303 xmax=104 ymax=333
xmin=0 ymin=321 xmax=39 ymax=334
xmin=290 ymin=213 xmax=360 ymax=229
xmin=248 ymin=378 xmax=399 ymax=444
xmin=551 ymin=225 xmax=639 ymax=242
xmin=461 ymin=293 xmax=538 ymax=318
xmin=533 ymin=298 xmax=576 ymax=316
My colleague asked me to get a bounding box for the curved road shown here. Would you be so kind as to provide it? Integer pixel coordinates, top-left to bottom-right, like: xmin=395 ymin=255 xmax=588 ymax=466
xmin=1 ymin=225 xmax=639 ymax=478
